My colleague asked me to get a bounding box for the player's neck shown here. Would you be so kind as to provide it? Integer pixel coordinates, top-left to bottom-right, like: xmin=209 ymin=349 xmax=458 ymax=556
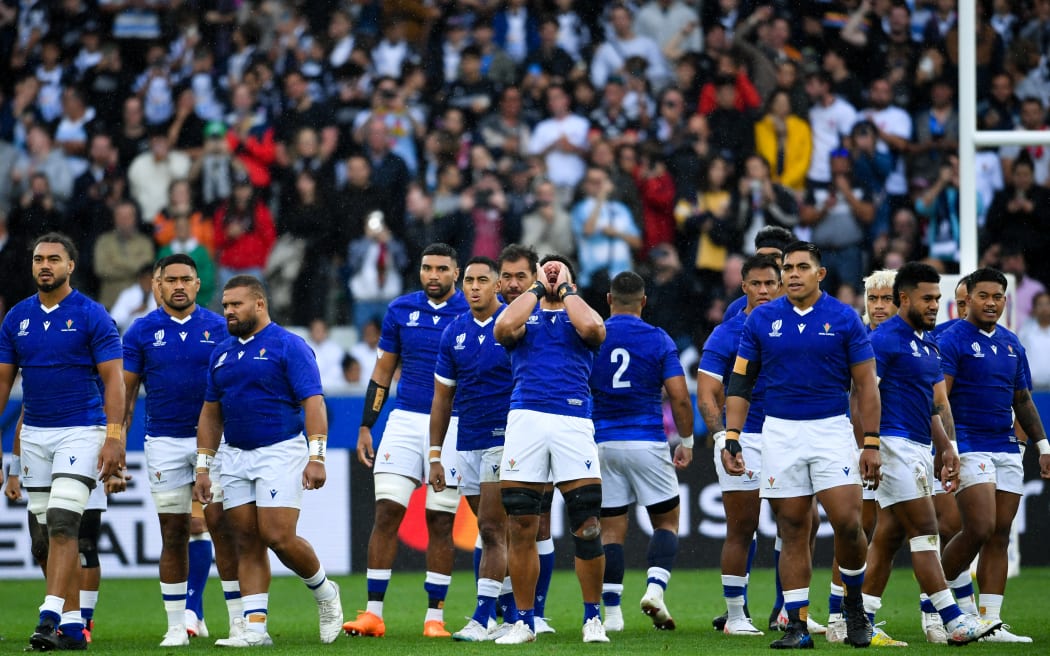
xmin=240 ymin=316 xmax=271 ymax=340
xmin=540 ymin=297 xmax=564 ymax=310
xmin=789 ymin=289 xmax=821 ymax=311
xmin=36 ymin=285 xmax=73 ymax=308
xmin=428 ymin=288 xmax=456 ymax=305
xmin=609 ymin=308 xmax=640 ymax=318
xmin=965 ymin=314 xmax=997 ymax=334
xmin=471 ymin=303 xmax=500 ymax=322
xmin=162 ymin=303 xmax=196 ymax=320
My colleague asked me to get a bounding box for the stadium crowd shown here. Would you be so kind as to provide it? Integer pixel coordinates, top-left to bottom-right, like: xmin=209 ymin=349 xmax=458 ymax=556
xmin=1 ymin=0 xmax=1050 ymax=369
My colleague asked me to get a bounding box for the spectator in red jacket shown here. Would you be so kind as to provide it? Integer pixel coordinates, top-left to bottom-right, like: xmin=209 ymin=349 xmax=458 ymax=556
xmin=696 ymin=52 xmax=761 ymax=115
xmin=213 ymin=174 xmax=276 ymax=294
xmin=634 ymin=143 xmax=677 ymax=254
xmin=225 ymin=83 xmax=276 ymax=189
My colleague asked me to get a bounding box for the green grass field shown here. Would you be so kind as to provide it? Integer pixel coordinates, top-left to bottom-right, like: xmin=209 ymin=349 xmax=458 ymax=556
xmin=1 ymin=568 xmax=1048 ymax=654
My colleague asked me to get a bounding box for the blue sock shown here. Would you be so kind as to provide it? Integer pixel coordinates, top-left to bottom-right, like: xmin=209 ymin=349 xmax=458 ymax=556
xmin=773 ymin=544 xmax=784 ymax=610
xmin=937 ymin=603 xmax=963 ymax=625
xmin=516 ymin=607 xmax=534 ymax=632
xmin=646 ymin=529 xmax=678 ymax=571
xmin=473 ymin=596 xmax=497 ymax=625
xmin=952 ymin=582 xmax=975 ymax=600
xmin=40 ymin=610 xmax=61 ymax=626
xmin=603 ymin=543 xmax=625 ymax=587
xmin=423 ymin=572 xmax=450 ymax=608
xmin=187 ymin=536 xmax=213 ymax=620
xmin=366 ymin=574 xmax=390 ymax=601
xmin=839 ymin=567 xmax=865 ymax=591
xmin=499 ymin=590 xmax=517 ymax=621
xmin=473 ymin=547 xmax=482 ymax=582
xmin=920 ymin=597 xmax=937 ymax=613
xmin=829 ymin=585 xmax=844 ymax=615
xmin=583 ymin=602 xmax=602 ymax=623
xmin=535 ymin=538 xmax=555 ymax=616
xmin=81 ymin=607 xmax=94 ymax=623
xmin=58 ymin=611 xmax=84 ymax=642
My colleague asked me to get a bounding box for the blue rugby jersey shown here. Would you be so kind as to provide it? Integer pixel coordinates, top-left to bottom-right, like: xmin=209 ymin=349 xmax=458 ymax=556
xmin=205 ymin=323 xmax=323 ymax=449
xmin=379 ymin=290 xmax=469 ymax=414
xmin=724 ymin=294 xmax=747 ymax=321
xmin=700 ymin=310 xmax=768 ymax=434
xmin=507 ymin=308 xmax=596 ymax=419
xmin=123 ymin=306 xmax=228 ymax=438
xmin=737 ymin=292 xmax=873 ymax=421
xmin=871 ymin=315 xmax=943 ymax=445
xmin=0 ymin=290 xmax=122 ymax=427
xmin=434 ymin=305 xmax=513 ymax=451
xmin=590 ymin=314 xmax=683 ymax=443
xmin=938 ymin=319 xmax=1028 ymax=454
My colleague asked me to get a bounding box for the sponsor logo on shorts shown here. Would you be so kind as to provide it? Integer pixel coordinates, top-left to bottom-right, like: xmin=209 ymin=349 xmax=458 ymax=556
xmin=491 ymin=464 xmax=500 ymax=474
xmin=767 ymin=476 xmax=776 ymax=489
xmin=23 ymin=465 xmax=29 ymax=476
xmin=383 ymin=453 xmax=391 ymax=462
xmin=978 ymin=462 xmax=987 ymax=472
xmin=746 ymin=470 xmax=754 ymax=480
xmin=17 ymin=319 xmax=29 ymax=336
xmin=842 ymin=466 xmax=850 ymax=476
xmin=450 ymin=467 xmax=457 ymax=478
xmin=153 ymin=329 xmax=167 ymax=346
xmin=69 ymin=456 xmax=77 ymax=465
xmin=270 ymin=489 xmax=278 ymax=499
xmin=585 ymin=459 xmax=592 ymax=469
xmin=505 ymin=458 xmax=518 ymax=472
xmin=154 ymin=471 xmax=162 ymax=481
xmin=769 ymin=320 xmax=782 ymax=337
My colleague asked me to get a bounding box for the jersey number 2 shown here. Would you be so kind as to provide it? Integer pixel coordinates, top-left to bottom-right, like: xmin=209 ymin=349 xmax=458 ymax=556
xmin=611 ymin=348 xmax=631 ymax=389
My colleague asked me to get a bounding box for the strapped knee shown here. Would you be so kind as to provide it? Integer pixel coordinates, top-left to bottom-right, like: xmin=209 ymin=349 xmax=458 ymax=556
xmin=540 ymin=488 xmax=554 ymax=514
xmin=47 ymin=508 xmax=82 ymax=539
xmin=152 ymin=485 xmax=193 ymax=515
xmin=27 ymin=490 xmax=50 ymax=524
xmin=374 ymin=472 xmax=416 ymax=507
xmin=78 ymin=509 xmax=102 ymax=568
xmin=50 ymin=476 xmax=92 ymax=514
xmin=425 ymin=484 xmax=460 ymax=513
xmin=28 ymin=512 xmax=49 ymax=565
xmin=909 ymin=534 xmax=940 ymax=553
xmin=501 ymin=486 xmax=542 ymax=516
xmin=565 ymin=484 xmax=603 ymax=559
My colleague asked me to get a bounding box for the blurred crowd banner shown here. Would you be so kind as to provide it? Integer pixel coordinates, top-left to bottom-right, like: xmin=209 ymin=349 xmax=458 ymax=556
xmin=2 ymin=394 xmax=1048 ymax=578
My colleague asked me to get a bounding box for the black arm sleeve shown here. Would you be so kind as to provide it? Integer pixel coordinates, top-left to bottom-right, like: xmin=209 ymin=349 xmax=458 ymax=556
xmin=725 ymin=359 xmax=761 ymax=402
xmin=361 ymin=380 xmax=390 ymax=428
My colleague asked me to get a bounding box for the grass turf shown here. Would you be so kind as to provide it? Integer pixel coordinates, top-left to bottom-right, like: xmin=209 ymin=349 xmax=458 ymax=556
xmin=1 ymin=568 xmax=1047 ymax=654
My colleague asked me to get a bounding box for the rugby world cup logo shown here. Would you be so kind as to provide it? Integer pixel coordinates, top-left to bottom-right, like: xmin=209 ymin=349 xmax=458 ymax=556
xmin=769 ymin=319 xmax=783 ymax=337
xmin=17 ymin=319 xmax=29 ymax=336
xmin=971 ymin=342 xmax=984 ymax=357
xmin=153 ymin=329 xmax=166 ymax=346
xmin=407 ymin=310 xmax=420 ymax=326
xmin=454 ymin=332 xmax=467 ymax=350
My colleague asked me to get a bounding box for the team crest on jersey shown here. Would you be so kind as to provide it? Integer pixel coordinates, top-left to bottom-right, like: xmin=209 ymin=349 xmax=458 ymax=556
xmin=61 ymin=319 xmax=76 ymax=332
xmin=797 ymin=323 xmax=806 ymax=333
xmin=433 ymin=315 xmax=441 ymax=324
xmin=407 ymin=311 xmax=420 ymax=326
xmin=179 ymin=331 xmax=188 ymax=342
xmin=769 ymin=319 xmax=782 ymax=337
xmin=17 ymin=319 xmax=30 ymax=336
xmin=201 ymin=330 xmax=215 ymax=344
xmin=819 ymin=322 xmax=834 ymax=336
xmin=971 ymin=342 xmax=984 ymax=358
xmin=153 ymin=329 xmax=166 ymax=346
xmin=454 ymin=333 xmax=467 ymax=350
xmin=526 ymin=315 xmax=539 ymax=325
xmin=253 ymin=348 xmax=268 ymax=360
xmin=990 ymin=345 xmax=998 ymax=355
xmin=910 ymin=340 xmax=922 ymax=357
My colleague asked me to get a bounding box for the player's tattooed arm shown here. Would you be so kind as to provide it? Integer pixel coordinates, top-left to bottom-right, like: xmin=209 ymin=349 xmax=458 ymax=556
xmin=696 ymin=371 xmax=726 ymax=440
xmin=1014 ymin=389 xmax=1048 ymax=443
xmin=932 ymin=381 xmax=956 ymax=443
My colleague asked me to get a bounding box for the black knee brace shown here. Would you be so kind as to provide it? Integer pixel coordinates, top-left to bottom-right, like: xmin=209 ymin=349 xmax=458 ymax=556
xmin=27 ymin=512 xmax=49 ymax=566
xmin=564 ymin=484 xmax=603 ymax=559
xmin=646 ymin=495 xmax=680 ymax=516
xmin=78 ymin=509 xmax=102 ymax=568
xmin=46 ymin=508 xmax=81 ymax=539
xmin=501 ymin=486 xmax=542 ymax=516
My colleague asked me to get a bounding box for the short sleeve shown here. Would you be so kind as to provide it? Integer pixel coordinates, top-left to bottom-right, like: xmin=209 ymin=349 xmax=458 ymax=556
xmin=434 ymin=323 xmax=458 ymax=385
xmin=204 ymin=351 xmax=221 ymax=403
xmin=122 ymin=322 xmax=144 ymax=375
xmin=90 ymin=305 xmax=123 ymax=364
xmin=659 ymin=331 xmax=684 ymax=381
xmin=377 ymin=305 xmax=401 ymax=355
xmin=699 ymin=325 xmax=733 ymax=382
xmin=285 ymin=336 xmax=324 ymax=401
xmin=0 ymin=313 xmax=17 ymax=365
xmin=844 ymin=311 xmax=874 ymax=365
xmin=938 ymin=332 xmax=960 ymax=378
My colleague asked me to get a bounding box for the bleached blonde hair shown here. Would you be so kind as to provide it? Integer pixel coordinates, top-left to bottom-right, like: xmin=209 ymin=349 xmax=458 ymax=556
xmin=863 ymin=269 xmax=898 ymax=326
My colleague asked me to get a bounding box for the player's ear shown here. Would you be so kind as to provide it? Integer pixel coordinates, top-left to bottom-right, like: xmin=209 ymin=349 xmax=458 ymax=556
xmin=816 ymin=266 xmax=827 ymax=282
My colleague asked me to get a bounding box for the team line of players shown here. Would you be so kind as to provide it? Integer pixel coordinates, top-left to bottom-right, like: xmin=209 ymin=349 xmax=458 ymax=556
xmin=2 ymin=228 xmax=1049 ymax=649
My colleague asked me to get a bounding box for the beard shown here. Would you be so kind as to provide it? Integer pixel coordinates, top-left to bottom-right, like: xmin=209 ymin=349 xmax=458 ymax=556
xmin=908 ymin=305 xmax=935 ymax=331
xmin=425 ymin=281 xmax=453 ymax=301
xmin=164 ymin=294 xmax=194 ymax=312
xmin=227 ymin=313 xmax=258 ymax=337
xmin=35 ymin=270 xmax=67 ymax=293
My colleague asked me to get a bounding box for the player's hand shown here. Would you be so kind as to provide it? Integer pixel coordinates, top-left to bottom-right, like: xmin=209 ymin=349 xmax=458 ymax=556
xmin=97 ymin=438 xmax=124 ymax=482
xmin=721 ymin=446 xmax=745 ymax=476
xmin=860 ymin=448 xmax=882 ymax=491
xmin=1039 ymin=452 xmax=1050 ymax=480
xmin=302 ymin=461 xmax=326 ymax=490
xmin=4 ymin=475 xmax=21 ymax=501
xmin=673 ymin=445 xmax=693 ymax=469
xmin=429 ymin=462 xmax=446 ymax=492
xmin=553 ymin=261 xmax=573 ymax=289
xmin=356 ymin=427 xmax=375 ymax=467
xmin=938 ymin=446 xmax=960 ymax=493
xmin=105 ymin=468 xmax=129 ymax=494
xmin=193 ymin=472 xmax=213 ymax=504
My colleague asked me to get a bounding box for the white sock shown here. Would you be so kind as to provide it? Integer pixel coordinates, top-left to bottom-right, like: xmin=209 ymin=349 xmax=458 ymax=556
xmin=221 ymin=580 xmax=242 ymax=627
xmin=241 ymin=593 xmax=268 ymax=634
xmin=40 ymin=595 xmax=64 ymax=617
xmin=80 ymin=590 xmax=98 ymax=614
xmin=302 ymin=567 xmax=337 ymax=602
xmin=862 ymin=593 xmax=882 ymax=619
xmin=161 ymin=582 xmax=188 ymax=628
xmin=722 ymin=574 xmax=748 ymax=621
xmin=978 ymin=593 xmax=1003 ymax=621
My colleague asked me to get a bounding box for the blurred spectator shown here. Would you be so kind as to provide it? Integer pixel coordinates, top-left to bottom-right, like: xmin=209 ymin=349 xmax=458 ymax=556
xmin=860 ymin=77 xmax=912 ymax=208
xmin=915 ymin=154 xmax=961 ymax=269
xmin=707 ymin=74 xmax=756 ymax=166
xmin=460 ymin=170 xmax=512 ymax=261
xmin=978 ymin=71 xmax=1020 ymax=131
xmin=983 ymin=154 xmax=1050 ymax=285
xmin=134 ymin=42 xmax=175 ymax=127
xmin=0 ymin=210 xmax=33 ymax=318
xmin=847 ymin=120 xmax=892 ymax=242
xmin=593 ymin=140 xmax=643 ymax=229
xmin=590 ymin=76 xmax=637 ymax=146
xmin=68 ymin=132 xmax=126 ymax=283
xmin=908 ymin=77 xmax=959 ymax=189
xmin=8 ymin=172 xmax=64 ymax=243
xmin=349 ymin=317 xmax=381 ymax=384
xmin=1019 ymin=291 xmax=1050 ymax=390
xmin=529 ymin=84 xmax=590 ymax=204
xmin=823 ymin=45 xmax=865 ymax=110
xmin=167 ymin=86 xmax=206 ymax=159
xmin=636 ymin=0 xmax=702 ymax=57
xmin=153 ymin=178 xmax=214 ymax=254
xmin=54 ymin=86 xmax=97 ymax=178
xmin=471 ymin=22 xmax=517 ymax=89
xmin=114 ymin=96 xmax=150 ymax=170
xmin=93 ymin=200 xmax=155 ymax=310
xmin=270 ymin=168 xmax=337 ymax=325
xmin=213 ymin=175 xmax=277 ymax=291
xmin=754 ymin=88 xmax=812 ymax=193
xmin=12 ymin=122 xmax=74 ymax=210
xmin=128 ymin=127 xmax=192 ymax=224
xmin=479 ymin=86 xmax=531 ymax=163
xmin=633 ymin=143 xmax=676 ymax=254
xmin=674 ymin=155 xmax=736 ymax=287
xmin=156 ymin=213 xmax=217 ymax=308
xmin=362 ymin=117 xmax=412 ymax=235
xmin=444 ymin=46 xmax=497 ymax=127
xmin=275 ymin=126 xmax=336 ymax=217
xmin=697 ymin=50 xmax=762 ymax=116
xmin=109 ymin=262 xmax=157 ymax=333
xmin=553 ymin=0 xmax=591 ymax=62
xmin=591 ymin=4 xmax=669 ymax=90
xmin=494 ymin=0 xmax=540 ymax=65
xmin=353 ymin=77 xmax=424 ymax=176
xmin=1001 ymin=247 xmax=1047 ymax=327
xmin=328 ymin=9 xmax=356 ymax=69
xmin=82 ymin=42 xmax=134 ymax=130
xmin=799 ymin=149 xmax=875 ymax=293
xmin=521 ymin=178 xmax=574 ymax=259
xmin=734 ymin=153 xmax=799 ymax=253
xmin=571 ymin=165 xmax=641 ymax=305
xmin=642 ymin=242 xmax=696 ymax=352
xmin=275 ymin=69 xmax=338 ymax=166
xmin=225 ymin=83 xmax=276 ymax=189
xmin=34 ymin=38 xmax=66 ymax=124
xmin=650 ymin=86 xmax=689 ymax=150
xmin=372 ymin=21 xmax=415 ymax=80
xmin=340 ymin=354 xmax=364 ymax=389
xmin=347 ymin=210 xmax=408 ymax=333
xmin=524 ymin=17 xmax=576 ymax=81
xmin=805 ymin=70 xmax=857 ymax=185
xmin=306 ymin=318 xmax=348 ymax=391
xmin=193 ymin=121 xmax=235 ymax=211
xmin=1000 ymin=96 xmax=1050 ymax=185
